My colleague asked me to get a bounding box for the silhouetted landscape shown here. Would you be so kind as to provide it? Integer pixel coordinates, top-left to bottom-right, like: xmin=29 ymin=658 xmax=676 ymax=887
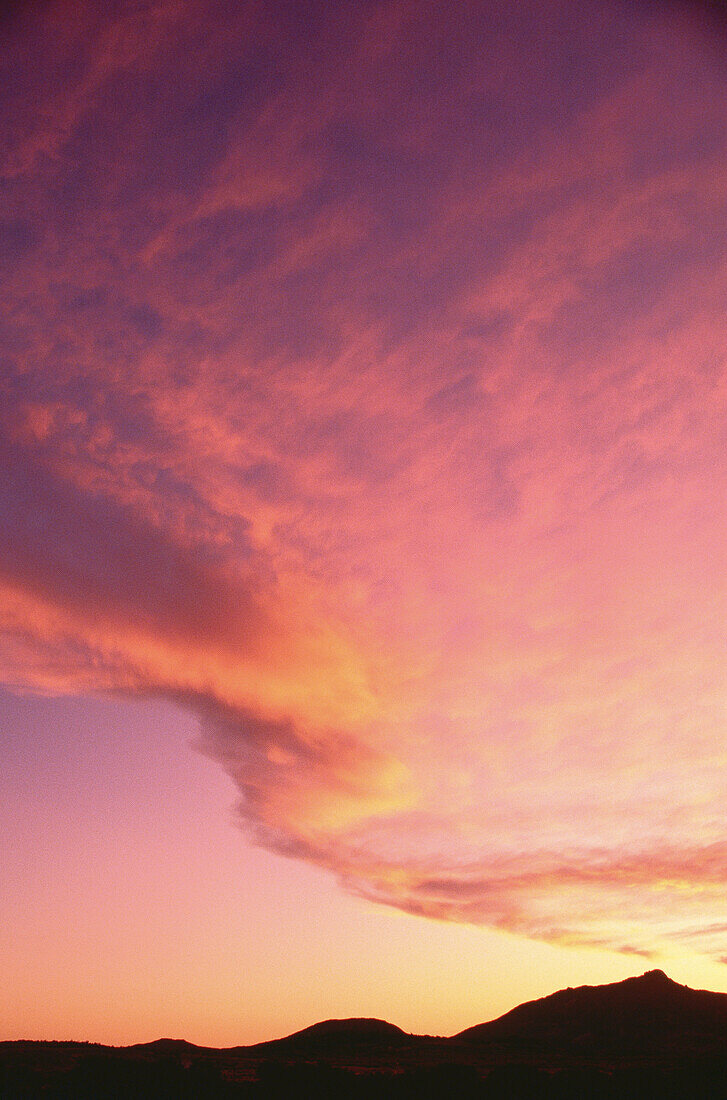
xmin=4 ymin=971 xmax=727 ymax=1097
xmin=5 ymin=4 xmax=727 ymax=1096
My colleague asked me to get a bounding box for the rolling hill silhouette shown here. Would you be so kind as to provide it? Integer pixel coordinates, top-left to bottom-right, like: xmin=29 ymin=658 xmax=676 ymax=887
xmin=262 ymin=1016 xmax=407 ymax=1040
xmin=4 ymin=970 xmax=727 ymax=1096
xmin=251 ymin=1016 xmax=411 ymax=1051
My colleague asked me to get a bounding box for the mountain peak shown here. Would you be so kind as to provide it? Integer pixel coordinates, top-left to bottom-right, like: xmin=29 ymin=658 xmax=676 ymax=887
xmin=625 ymin=968 xmax=678 ymax=990
xmin=453 ymin=965 xmax=727 ymax=1059
xmin=637 ymin=968 xmax=670 ymax=981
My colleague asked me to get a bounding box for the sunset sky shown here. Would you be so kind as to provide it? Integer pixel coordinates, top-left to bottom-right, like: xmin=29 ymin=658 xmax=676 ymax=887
xmin=3 ymin=0 xmax=727 ymax=1046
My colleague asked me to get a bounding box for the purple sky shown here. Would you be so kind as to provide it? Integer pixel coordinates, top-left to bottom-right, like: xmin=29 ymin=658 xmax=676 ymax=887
xmin=2 ymin=0 xmax=727 ymax=1043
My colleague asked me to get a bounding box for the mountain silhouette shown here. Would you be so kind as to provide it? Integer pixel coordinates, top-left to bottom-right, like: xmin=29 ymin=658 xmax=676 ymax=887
xmin=453 ymin=969 xmax=727 ymax=1061
xmin=5 ymin=970 xmax=727 ymax=1097
xmin=130 ymin=1037 xmax=200 ymax=1052
xmin=255 ymin=1016 xmax=410 ymax=1046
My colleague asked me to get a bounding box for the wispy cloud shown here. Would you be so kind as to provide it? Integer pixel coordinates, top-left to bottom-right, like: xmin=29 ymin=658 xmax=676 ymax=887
xmin=2 ymin=0 xmax=727 ymax=961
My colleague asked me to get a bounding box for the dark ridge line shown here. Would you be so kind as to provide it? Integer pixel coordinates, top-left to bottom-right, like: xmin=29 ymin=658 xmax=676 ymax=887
xmin=4 ymin=970 xmax=726 ymax=1051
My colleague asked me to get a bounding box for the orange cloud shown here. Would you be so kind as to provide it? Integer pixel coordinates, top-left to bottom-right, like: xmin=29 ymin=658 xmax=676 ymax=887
xmin=2 ymin=0 xmax=727 ymax=965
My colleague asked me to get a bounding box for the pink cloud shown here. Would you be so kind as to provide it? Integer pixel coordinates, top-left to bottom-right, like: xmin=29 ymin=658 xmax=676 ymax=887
xmin=2 ymin=0 xmax=727 ymax=963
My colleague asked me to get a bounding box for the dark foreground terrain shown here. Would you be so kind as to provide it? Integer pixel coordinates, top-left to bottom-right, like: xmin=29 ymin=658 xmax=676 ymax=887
xmin=3 ymin=971 xmax=727 ymax=1097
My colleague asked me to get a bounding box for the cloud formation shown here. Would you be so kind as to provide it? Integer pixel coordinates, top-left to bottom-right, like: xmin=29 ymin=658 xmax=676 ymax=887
xmin=2 ymin=0 xmax=727 ymax=960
